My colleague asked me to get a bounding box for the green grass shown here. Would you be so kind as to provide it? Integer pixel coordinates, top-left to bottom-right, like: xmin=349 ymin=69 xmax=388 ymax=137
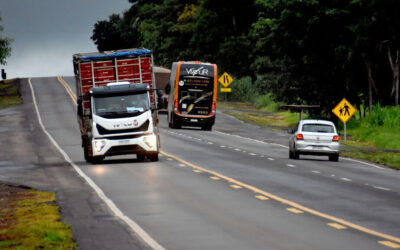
xmin=343 ymin=104 xmax=400 ymax=150
xmin=0 ymin=79 xmax=22 ymax=109
xmin=0 ymin=189 xmax=76 ymax=249
xmin=337 ymin=104 xmax=400 ymax=169
xmin=341 ymin=151 xmax=400 ymax=170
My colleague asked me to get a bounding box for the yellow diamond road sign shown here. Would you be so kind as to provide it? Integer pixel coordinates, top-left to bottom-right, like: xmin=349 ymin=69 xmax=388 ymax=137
xmin=218 ymin=72 xmax=233 ymax=87
xmin=332 ymin=98 xmax=357 ymax=123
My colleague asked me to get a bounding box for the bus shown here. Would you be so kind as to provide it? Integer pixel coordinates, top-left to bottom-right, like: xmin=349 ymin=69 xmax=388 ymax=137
xmin=167 ymin=61 xmax=218 ymax=130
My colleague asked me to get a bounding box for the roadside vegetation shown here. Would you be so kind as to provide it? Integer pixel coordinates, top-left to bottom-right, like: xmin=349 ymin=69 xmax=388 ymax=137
xmin=0 ymin=183 xmax=76 ymax=249
xmin=0 ymin=79 xmax=21 ymax=109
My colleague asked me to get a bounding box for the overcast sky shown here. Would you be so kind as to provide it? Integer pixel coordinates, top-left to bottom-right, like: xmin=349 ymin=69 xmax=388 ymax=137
xmin=0 ymin=0 xmax=132 ymax=78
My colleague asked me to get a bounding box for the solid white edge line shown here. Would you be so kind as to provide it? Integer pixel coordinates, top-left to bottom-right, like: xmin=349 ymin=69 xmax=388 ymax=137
xmin=340 ymin=157 xmax=387 ymax=170
xmin=29 ymin=78 xmax=165 ymax=250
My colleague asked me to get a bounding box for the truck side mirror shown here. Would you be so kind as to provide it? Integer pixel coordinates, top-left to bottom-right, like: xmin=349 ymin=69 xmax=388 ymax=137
xmin=77 ymin=97 xmax=83 ymax=117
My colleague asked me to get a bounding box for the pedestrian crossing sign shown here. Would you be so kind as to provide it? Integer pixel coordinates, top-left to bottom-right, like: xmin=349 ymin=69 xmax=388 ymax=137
xmin=218 ymin=72 xmax=233 ymax=88
xmin=332 ymin=98 xmax=357 ymax=123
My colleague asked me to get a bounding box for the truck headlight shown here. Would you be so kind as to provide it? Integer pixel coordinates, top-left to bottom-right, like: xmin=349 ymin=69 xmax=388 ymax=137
xmin=94 ymin=140 xmax=106 ymax=152
xmin=144 ymin=135 xmax=157 ymax=148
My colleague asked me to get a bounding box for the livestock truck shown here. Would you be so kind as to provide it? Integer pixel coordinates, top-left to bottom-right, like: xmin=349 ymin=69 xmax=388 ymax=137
xmin=72 ymin=48 xmax=160 ymax=163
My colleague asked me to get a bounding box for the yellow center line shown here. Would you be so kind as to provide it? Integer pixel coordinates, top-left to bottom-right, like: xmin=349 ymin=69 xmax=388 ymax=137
xmin=210 ymin=176 xmax=220 ymax=180
xmin=328 ymin=223 xmax=347 ymax=230
xmin=230 ymin=184 xmax=243 ymax=189
xmin=379 ymin=241 xmax=400 ymax=249
xmin=160 ymin=150 xmax=400 ymax=244
xmin=57 ymin=76 xmax=77 ymax=105
xmin=287 ymin=208 xmax=304 ymax=214
xmin=255 ymin=195 xmax=269 ymax=201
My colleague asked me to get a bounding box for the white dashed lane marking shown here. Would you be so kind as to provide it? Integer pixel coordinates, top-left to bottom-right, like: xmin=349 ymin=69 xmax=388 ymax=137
xmin=373 ymin=186 xmax=391 ymax=191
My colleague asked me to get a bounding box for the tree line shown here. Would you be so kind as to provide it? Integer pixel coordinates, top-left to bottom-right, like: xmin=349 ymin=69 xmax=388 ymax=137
xmin=0 ymin=15 xmax=12 ymax=70
xmin=91 ymin=0 xmax=400 ymax=116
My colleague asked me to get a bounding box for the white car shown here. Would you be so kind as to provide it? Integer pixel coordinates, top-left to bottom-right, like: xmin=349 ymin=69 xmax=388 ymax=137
xmin=289 ymin=119 xmax=340 ymax=161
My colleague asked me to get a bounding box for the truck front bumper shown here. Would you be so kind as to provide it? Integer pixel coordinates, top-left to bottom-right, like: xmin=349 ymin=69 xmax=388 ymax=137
xmin=92 ymin=134 xmax=158 ymax=157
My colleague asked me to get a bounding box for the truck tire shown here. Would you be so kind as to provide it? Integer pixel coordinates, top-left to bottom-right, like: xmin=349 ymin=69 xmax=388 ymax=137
xmin=91 ymin=156 xmax=104 ymax=164
xmin=147 ymin=152 xmax=159 ymax=162
xmin=83 ymin=143 xmax=93 ymax=163
xmin=137 ymin=153 xmax=146 ymax=161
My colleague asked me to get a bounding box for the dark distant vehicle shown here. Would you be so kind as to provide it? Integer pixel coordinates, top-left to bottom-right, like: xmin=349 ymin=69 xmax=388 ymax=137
xmin=166 ymin=61 xmax=218 ymax=130
xmin=154 ymin=66 xmax=170 ymax=112
xmin=288 ymin=119 xmax=340 ymax=161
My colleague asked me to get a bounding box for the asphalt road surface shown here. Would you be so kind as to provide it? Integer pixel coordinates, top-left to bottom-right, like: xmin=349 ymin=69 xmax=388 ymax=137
xmin=0 ymin=77 xmax=399 ymax=250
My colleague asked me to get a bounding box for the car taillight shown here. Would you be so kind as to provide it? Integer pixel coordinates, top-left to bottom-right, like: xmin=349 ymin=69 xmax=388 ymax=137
xmin=296 ymin=133 xmax=304 ymax=140
xmin=332 ymin=135 xmax=340 ymax=142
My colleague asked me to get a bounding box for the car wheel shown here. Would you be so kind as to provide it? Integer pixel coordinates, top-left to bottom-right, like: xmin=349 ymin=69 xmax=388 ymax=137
xmin=289 ymin=150 xmax=294 ymax=159
xmin=294 ymin=151 xmax=300 ymax=159
xmin=329 ymin=154 xmax=339 ymax=162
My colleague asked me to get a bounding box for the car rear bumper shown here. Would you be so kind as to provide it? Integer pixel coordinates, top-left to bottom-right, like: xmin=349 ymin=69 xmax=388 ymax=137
xmin=294 ymin=142 xmax=339 ymax=156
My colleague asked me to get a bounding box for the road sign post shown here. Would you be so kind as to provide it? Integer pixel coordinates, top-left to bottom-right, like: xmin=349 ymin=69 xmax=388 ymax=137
xmin=218 ymin=72 xmax=234 ymax=101
xmin=332 ymin=98 xmax=357 ymax=142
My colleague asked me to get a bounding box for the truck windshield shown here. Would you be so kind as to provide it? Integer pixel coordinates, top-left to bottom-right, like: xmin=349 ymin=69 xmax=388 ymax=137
xmin=93 ymin=93 xmax=149 ymax=118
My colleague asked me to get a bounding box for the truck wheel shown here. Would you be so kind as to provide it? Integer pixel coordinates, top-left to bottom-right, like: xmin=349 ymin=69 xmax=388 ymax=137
xmin=137 ymin=153 xmax=146 ymax=161
xmin=91 ymin=156 xmax=104 ymax=164
xmin=83 ymin=143 xmax=93 ymax=163
xmin=147 ymin=152 xmax=159 ymax=162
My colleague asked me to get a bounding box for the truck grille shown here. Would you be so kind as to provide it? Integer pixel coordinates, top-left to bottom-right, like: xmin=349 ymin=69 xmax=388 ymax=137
xmin=96 ymin=120 xmax=149 ymax=135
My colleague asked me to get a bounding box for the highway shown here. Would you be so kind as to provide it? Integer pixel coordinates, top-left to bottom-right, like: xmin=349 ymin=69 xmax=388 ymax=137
xmin=1 ymin=76 xmax=400 ymax=249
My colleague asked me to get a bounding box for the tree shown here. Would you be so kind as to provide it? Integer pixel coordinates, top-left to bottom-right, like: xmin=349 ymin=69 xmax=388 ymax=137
xmin=91 ymin=14 xmax=130 ymax=51
xmin=0 ymin=16 xmax=11 ymax=65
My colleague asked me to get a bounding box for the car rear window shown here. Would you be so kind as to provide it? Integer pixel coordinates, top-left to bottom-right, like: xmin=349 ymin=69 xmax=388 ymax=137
xmin=302 ymin=124 xmax=334 ymax=133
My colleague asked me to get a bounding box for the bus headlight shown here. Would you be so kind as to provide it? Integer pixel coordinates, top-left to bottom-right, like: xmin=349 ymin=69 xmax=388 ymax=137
xmin=94 ymin=140 xmax=106 ymax=152
xmin=144 ymin=134 xmax=157 ymax=148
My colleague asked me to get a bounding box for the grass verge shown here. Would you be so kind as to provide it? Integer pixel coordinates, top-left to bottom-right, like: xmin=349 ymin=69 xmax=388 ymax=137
xmin=0 ymin=183 xmax=76 ymax=249
xmin=219 ymin=101 xmax=301 ymax=130
xmin=225 ymin=111 xmax=299 ymax=131
xmin=0 ymin=79 xmax=22 ymax=109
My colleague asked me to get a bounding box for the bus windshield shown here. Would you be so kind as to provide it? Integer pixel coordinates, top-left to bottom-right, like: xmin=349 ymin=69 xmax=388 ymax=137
xmin=177 ymin=64 xmax=215 ymax=116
